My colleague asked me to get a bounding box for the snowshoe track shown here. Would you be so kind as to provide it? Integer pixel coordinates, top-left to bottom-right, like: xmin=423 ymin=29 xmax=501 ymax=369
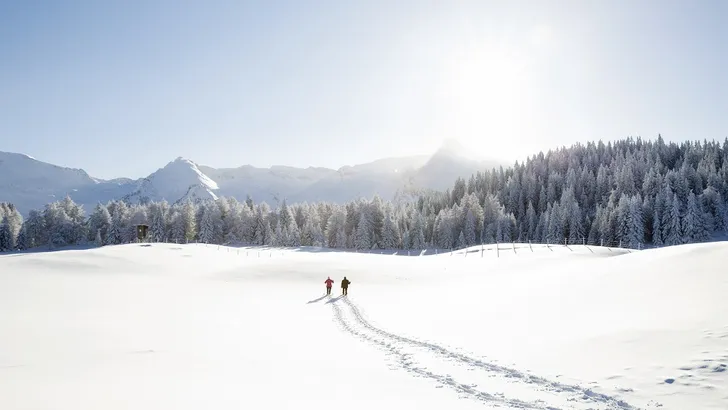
xmin=330 ymin=296 xmax=637 ymax=410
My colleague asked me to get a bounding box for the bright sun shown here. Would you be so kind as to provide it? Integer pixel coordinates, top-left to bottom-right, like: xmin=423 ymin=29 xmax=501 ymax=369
xmin=440 ymin=41 xmax=533 ymax=158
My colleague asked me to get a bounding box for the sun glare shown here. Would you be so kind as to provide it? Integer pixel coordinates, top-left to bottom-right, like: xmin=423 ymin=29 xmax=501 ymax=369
xmin=440 ymin=40 xmax=534 ymax=158
xmin=529 ymin=24 xmax=553 ymax=47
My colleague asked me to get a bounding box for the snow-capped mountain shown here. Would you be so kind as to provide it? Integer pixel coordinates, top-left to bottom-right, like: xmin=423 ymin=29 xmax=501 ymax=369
xmin=0 ymin=151 xmax=96 ymax=193
xmin=0 ymin=151 xmax=136 ymax=214
xmin=0 ymin=143 xmax=504 ymax=215
xmin=121 ymin=157 xmax=220 ymax=205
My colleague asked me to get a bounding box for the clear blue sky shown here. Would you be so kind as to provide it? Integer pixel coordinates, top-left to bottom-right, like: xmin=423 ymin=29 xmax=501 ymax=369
xmin=1 ymin=0 xmax=727 ymax=179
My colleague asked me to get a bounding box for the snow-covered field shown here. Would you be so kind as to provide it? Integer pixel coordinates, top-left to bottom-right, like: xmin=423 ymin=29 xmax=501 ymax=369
xmin=1 ymin=242 xmax=726 ymax=409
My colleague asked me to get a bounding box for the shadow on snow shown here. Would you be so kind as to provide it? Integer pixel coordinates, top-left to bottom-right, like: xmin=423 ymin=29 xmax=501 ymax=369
xmin=306 ymin=294 xmax=329 ymax=304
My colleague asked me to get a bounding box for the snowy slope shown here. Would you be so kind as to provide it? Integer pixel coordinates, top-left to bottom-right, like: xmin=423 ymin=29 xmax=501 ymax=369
xmin=1 ymin=241 xmax=725 ymax=409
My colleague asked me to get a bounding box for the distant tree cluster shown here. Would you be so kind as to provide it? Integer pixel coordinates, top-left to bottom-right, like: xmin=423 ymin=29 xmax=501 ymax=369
xmin=0 ymin=203 xmax=24 ymax=251
xmin=425 ymin=136 xmax=728 ymax=248
xmin=2 ymin=136 xmax=727 ymax=252
xmin=5 ymin=194 xmax=442 ymax=251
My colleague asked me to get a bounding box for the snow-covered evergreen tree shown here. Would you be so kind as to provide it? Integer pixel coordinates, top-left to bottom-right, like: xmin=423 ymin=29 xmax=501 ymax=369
xmin=464 ymin=209 xmax=477 ymax=246
xmin=198 ymin=204 xmax=216 ymax=243
xmin=60 ymin=195 xmax=87 ymax=244
xmin=21 ymin=210 xmax=45 ymax=249
xmin=215 ymin=198 xmax=233 ymax=242
xmin=700 ymin=187 xmax=725 ymax=233
xmin=278 ymin=200 xmax=292 ymax=229
xmin=0 ymin=217 xmax=12 ymax=251
xmin=368 ymin=195 xmax=385 ymax=247
xmin=546 ymin=203 xmax=563 ymax=243
xmin=301 ymin=207 xmax=324 ymax=246
xmin=587 ymin=206 xmax=603 ymax=245
xmin=0 ymin=205 xmax=23 ymax=250
xmin=435 ymin=210 xmax=455 ymax=248
xmin=253 ymin=207 xmax=267 ymax=245
xmin=107 ymin=208 xmax=124 ymax=245
xmin=323 ymin=206 xmax=347 ymax=248
xmin=681 ymin=192 xmax=710 ymax=243
xmin=535 ymin=207 xmax=548 ymax=243
xmin=88 ymin=204 xmax=112 ymax=244
xmin=626 ymin=195 xmax=644 ymax=248
xmin=401 ymin=229 xmax=410 ymax=250
xmin=182 ymin=200 xmax=197 ymax=243
xmin=663 ymin=193 xmax=682 ymax=246
xmin=496 ymin=213 xmax=516 ymax=242
xmin=42 ymin=202 xmax=72 ymax=248
xmin=381 ymin=212 xmax=400 ymax=249
xmin=457 ymin=231 xmax=466 ymax=248
xmin=617 ymin=194 xmax=632 ymax=246
xmin=95 ymin=229 xmax=103 ymax=246
xmin=16 ymin=224 xmax=29 ymax=250
xmin=526 ymin=202 xmax=537 ymax=240
xmin=149 ymin=202 xmax=168 ymax=242
xmin=355 ymin=211 xmax=371 ymax=250
xmin=410 ymin=212 xmax=426 ymax=249
xmin=652 ymin=187 xmax=668 ymax=246
xmin=169 ymin=212 xmax=186 ymax=243
xmin=264 ymin=220 xmax=275 ymax=245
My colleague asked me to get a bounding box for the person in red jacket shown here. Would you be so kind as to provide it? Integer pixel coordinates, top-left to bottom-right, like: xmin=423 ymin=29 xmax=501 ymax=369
xmin=324 ymin=277 xmax=334 ymax=295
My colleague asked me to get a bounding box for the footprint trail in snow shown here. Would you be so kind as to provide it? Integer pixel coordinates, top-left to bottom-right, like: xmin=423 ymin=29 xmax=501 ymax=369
xmin=329 ymin=296 xmax=638 ymax=410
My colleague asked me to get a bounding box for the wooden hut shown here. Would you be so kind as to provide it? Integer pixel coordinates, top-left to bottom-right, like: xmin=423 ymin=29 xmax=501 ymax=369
xmin=136 ymin=224 xmax=149 ymax=242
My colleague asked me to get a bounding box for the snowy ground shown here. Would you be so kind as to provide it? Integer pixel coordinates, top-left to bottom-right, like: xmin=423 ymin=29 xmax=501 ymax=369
xmin=1 ymin=242 xmax=726 ymax=409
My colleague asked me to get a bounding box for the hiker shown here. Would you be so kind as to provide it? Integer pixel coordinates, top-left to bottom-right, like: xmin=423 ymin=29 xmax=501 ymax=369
xmin=324 ymin=276 xmax=334 ymax=295
xmin=341 ymin=276 xmax=351 ymax=296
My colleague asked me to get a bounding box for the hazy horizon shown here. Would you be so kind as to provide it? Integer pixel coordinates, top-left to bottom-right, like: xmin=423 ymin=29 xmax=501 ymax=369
xmin=2 ymin=0 xmax=727 ymax=179
xmin=2 ymin=137 xmax=496 ymax=180
xmin=8 ymin=134 xmax=723 ymax=182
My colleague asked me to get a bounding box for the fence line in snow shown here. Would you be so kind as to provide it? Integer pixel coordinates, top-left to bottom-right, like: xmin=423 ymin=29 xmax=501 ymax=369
xmin=123 ymin=235 xmax=645 ymax=259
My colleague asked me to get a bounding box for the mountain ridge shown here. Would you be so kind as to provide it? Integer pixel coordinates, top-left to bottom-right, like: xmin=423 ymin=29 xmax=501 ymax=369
xmin=0 ymin=144 xmax=505 ymax=215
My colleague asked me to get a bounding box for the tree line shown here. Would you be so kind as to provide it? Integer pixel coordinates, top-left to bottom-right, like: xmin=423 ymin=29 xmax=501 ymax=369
xmin=1 ymin=136 xmax=727 ymax=252
xmin=426 ymin=135 xmax=728 ymax=248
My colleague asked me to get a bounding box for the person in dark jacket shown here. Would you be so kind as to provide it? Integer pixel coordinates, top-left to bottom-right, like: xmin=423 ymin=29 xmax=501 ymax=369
xmin=341 ymin=277 xmax=351 ymax=296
